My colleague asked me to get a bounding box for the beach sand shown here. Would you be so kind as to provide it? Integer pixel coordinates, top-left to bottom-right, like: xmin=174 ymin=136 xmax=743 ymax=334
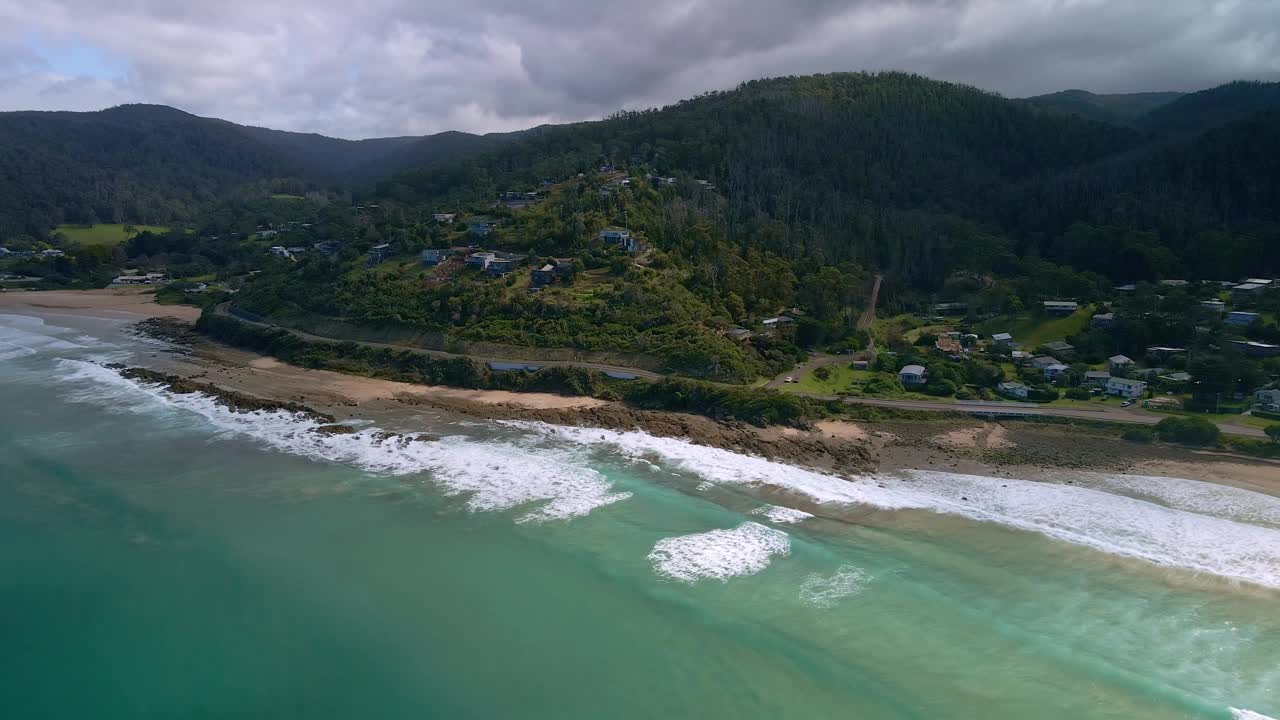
xmin=0 ymin=288 xmax=201 ymax=322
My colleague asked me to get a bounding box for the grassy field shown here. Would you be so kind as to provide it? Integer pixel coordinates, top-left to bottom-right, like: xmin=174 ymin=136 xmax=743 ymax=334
xmin=975 ymin=307 xmax=1094 ymax=348
xmin=786 ymin=365 xmax=876 ymax=394
xmin=54 ymin=224 xmax=170 ymax=246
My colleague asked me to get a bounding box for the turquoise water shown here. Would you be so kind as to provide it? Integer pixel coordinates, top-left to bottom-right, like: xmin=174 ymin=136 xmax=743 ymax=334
xmin=2 ymin=311 xmax=1278 ymax=719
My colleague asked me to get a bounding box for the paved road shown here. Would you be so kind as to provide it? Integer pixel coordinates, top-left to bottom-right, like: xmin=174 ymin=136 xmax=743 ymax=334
xmin=213 ymin=304 xmax=664 ymax=380
xmin=795 ymin=393 xmax=1268 ymax=439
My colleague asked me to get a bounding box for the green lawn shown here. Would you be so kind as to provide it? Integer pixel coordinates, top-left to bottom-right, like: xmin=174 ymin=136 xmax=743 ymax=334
xmin=54 ymin=223 xmax=170 ymax=246
xmin=975 ymin=307 xmax=1094 ymax=348
xmin=786 ymin=365 xmax=876 ymax=394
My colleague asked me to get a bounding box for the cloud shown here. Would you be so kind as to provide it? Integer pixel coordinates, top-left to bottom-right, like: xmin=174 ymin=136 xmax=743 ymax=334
xmin=0 ymin=0 xmax=1277 ymax=138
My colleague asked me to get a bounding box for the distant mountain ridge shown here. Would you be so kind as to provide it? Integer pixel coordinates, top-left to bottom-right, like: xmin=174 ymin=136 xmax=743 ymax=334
xmin=1022 ymin=89 xmax=1185 ymax=125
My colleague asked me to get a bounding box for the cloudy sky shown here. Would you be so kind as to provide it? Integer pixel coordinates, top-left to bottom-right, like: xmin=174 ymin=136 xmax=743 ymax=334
xmin=1 ymin=0 xmax=1277 ymax=139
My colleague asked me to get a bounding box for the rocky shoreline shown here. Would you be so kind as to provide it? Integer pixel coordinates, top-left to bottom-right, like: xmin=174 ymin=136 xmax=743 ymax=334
xmin=109 ymin=365 xmax=338 ymax=425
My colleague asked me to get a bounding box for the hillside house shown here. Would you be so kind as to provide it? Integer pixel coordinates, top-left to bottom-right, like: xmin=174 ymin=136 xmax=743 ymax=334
xmin=725 ymin=327 xmax=753 ymax=342
xmin=268 ymin=246 xmax=291 ymax=258
xmin=1231 ymin=340 xmax=1280 ymax=358
xmin=367 ymin=243 xmax=394 ymax=265
xmin=432 ymin=213 xmax=456 ymax=224
xmin=599 ymin=227 xmax=632 ymax=245
xmin=531 ymin=264 xmax=558 ymax=286
xmin=1044 ymin=363 xmax=1069 ymax=381
xmin=1231 ymin=283 xmax=1267 ymax=303
xmin=1043 ymin=340 xmax=1075 ymax=354
xmin=467 ymin=222 xmax=493 ymax=237
xmin=998 ymin=382 xmax=1030 ymax=400
xmin=1091 ymin=312 xmax=1115 ymax=328
xmin=991 ymin=333 xmax=1016 ymax=349
xmin=1108 ymin=355 xmax=1135 ymax=372
xmin=1043 ymin=300 xmax=1079 ymax=316
xmin=935 ymin=335 xmax=965 ymax=359
xmin=1084 ymin=370 xmax=1111 ymax=387
xmin=421 ymin=248 xmax=447 ymax=266
xmin=933 ymin=302 xmax=968 ymax=315
xmin=1011 ymin=350 xmax=1032 ymax=363
xmin=898 ymin=365 xmax=927 ymax=386
xmin=1106 ymin=377 xmax=1147 ymax=398
xmin=466 ymin=252 xmax=496 ymax=269
xmin=1201 ymin=300 xmax=1226 ymax=315
xmin=486 ymin=256 xmax=525 ymax=278
xmin=1030 ymin=355 xmax=1061 ymax=370
xmin=1256 ymin=389 xmax=1280 ymax=411
xmin=1145 ymin=347 xmax=1186 ymax=362
xmin=40 ymin=249 xmax=65 ymax=257
xmin=312 ymin=240 xmax=343 ymax=257
xmin=1226 ymin=311 xmax=1261 ymax=327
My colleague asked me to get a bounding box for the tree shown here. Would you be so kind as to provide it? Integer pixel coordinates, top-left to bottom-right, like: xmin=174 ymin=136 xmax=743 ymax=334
xmin=1266 ymin=424 xmax=1280 ymax=444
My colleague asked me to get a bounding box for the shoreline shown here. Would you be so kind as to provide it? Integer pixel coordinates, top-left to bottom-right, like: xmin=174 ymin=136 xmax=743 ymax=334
xmin=5 ymin=291 xmax=1278 ymax=495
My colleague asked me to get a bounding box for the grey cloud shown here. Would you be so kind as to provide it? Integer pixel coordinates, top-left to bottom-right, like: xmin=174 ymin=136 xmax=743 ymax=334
xmin=0 ymin=0 xmax=1277 ymax=138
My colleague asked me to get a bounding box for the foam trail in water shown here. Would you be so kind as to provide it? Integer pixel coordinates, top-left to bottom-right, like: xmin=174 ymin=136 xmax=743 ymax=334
xmin=53 ymin=361 xmax=631 ymax=523
xmin=523 ymin=424 xmax=1280 ymax=589
xmin=649 ymin=522 xmax=789 ymax=583
xmin=750 ymin=505 xmax=813 ymax=524
xmin=1232 ymin=709 xmax=1277 ymax=720
xmin=799 ymin=565 xmax=872 ymax=608
xmin=1081 ymin=473 xmax=1280 ymax=528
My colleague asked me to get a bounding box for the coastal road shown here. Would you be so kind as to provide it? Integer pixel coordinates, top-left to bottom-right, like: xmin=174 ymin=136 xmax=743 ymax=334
xmin=211 ymin=304 xmax=664 ymax=380
xmin=797 ymin=393 xmax=1269 ymax=439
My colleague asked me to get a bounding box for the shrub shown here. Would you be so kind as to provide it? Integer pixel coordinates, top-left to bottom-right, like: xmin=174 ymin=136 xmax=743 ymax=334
xmin=813 ymin=366 xmax=832 ymax=381
xmin=1121 ymin=427 xmax=1155 ymax=443
xmin=1155 ymin=416 xmax=1221 ymax=446
xmin=1065 ymin=387 xmax=1092 ymax=401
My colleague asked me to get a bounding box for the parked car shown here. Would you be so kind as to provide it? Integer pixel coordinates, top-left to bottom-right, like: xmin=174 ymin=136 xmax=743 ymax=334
xmin=1120 ymin=400 xmax=1134 ymax=408
xmin=784 ymin=376 xmax=795 ymax=383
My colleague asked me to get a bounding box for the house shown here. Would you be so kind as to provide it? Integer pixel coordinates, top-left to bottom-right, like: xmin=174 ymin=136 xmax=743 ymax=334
xmin=286 ymin=247 xmax=307 ymax=255
xmin=466 ymin=252 xmax=496 ymax=269
xmin=1043 ymin=341 xmax=1075 ymax=355
xmin=1031 ymin=355 xmax=1061 ymax=370
xmin=991 ymin=332 xmax=1016 ymax=349
xmin=40 ymin=248 xmax=65 ymax=257
xmin=1146 ymin=346 xmax=1187 ymax=362
xmin=486 ymin=256 xmax=525 ymax=278
xmin=1091 ymin=312 xmax=1116 ymax=328
xmin=0 ymin=247 xmax=10 ymax=256
xmin=725 ymin=327 xmax=753 ymax=342
xmin=1113 ymin=284 xmax=1137 ymax=293
xmin=599 ymin=227 xmax=632 ymax=245
xmin=1108 ymin=355 xmax=1135 ymax=372
xmin=1231 ymin=283 xmax=1267 ymax=303
xmin=1200 ymin=300 xmax=1226 ymax=315
xmin=1011 ymin=350 xmax=1032 ymax=363
xmin=620 ymin=235 xmax=645 ymax=253
xmin=432 ymin=213 xmax=456 ymax=224
xmin=268 ymin=246 xmax=291 ymax=258
xmin=367 ymin=243 xmax=394 ymax=265
xmin=1159 ymin=279 xmax=1189 ymax=287
xmin=935 ymin=335 xmax=965 ymax=358
xmin=531 ymin=264 xmax=558 ymax=286
xmin=1044 ymin=363 xmax=1069 ymax=381
xmin=762 ymin=316 xmax=796 ymax=328
xmin=1226 ymin=311 xmax=1261 ymax=327
xmin=1084 ymin=370 xmax=1111 ymax=387
xmin=933 ymin=302 xmax=968 ymax=315
xmin=1043 ymin=300 xmax=1079 ymax=316
xmin=851 ymin=360 xmax=870 ymax=370
xmin=312 ymin=240 xmax=343 ymax=257
xmin=1256 ymin=388 xmax=1280 ymax=410
xmin=1133 ymin=367 xmax=1165 ymax=380
xmin=1106 ymin=377 xmax=1148 ymax=398
xmin=998 ymin=382 xmax=1030 ymax=400
xmin=467 ymin=222 xmax=493 ymax=237
xmin=1158 ymin=371 xmax=1192 ymax=384
xmin=898 ymin=365 xmax=927 ymax=386
xmin=257 ymin=229 xmax=279 ymax=238
xmin=111 ymin=275 xmax=149 ymax=285
xmin=1231 ymin=340 xmax=1280 ymax=358
xmin=1244 ymin=278 xmax=1274 ymax=286
xmin=421 ymin=248 xmax=448 ymax=266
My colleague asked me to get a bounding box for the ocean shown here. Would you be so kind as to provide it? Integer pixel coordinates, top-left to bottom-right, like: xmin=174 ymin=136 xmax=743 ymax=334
xmin=1 ymin=310 xmax=1277 ymax=719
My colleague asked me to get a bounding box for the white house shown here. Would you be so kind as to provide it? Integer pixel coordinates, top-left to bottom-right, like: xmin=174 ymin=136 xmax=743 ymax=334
xmin=1257 ymin=388 xmax=1280 ymax=410
xmin=1043 ymin=300 xmax=1079 ymax=316
xmin=991 ymin=332 xmax=1016 ymax=349
xmin=466 ymin=252 xmax=496 ymax=269
xmin=998 ymin=382 xmax=1030 ymax=399
xmin=599 ymin=227 xmax=632 ymax=245
xmin=1108 ymin=355 xmax=1135 ymax=372
xmin=1106 ymin=377 xmax=1147 ymax=398
xmin=1201 ymin=300 xmax=1226 ymax=314
xmin=432 ymin=213 xmax=456 ymax=224
xmin=898 ymin=365 xmax=927 ymax=386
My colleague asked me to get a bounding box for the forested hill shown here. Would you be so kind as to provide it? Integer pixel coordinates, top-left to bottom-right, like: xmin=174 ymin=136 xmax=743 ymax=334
xmin=0 ymin=105 xmax=515 ymax=238
xmin=1021 ymin=89 xmax=1183 ymax=125
xmin=382 ymin=72 xmax=1280 ymax=284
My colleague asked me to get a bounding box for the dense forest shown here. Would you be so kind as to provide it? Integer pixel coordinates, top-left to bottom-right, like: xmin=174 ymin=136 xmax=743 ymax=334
xmin=0 ymin=105 xmax=517 ymax=238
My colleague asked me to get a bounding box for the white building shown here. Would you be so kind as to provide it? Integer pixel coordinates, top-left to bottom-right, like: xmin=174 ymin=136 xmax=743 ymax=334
xmin=898 ymin=365 xmax=928 ymax=386
xmin=1106 ymin=377 xmax=1147 ymax=398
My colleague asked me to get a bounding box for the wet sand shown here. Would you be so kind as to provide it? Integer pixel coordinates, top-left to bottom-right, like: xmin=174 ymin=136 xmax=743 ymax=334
xmin=0 ymin=288 xmax=201 ymax=322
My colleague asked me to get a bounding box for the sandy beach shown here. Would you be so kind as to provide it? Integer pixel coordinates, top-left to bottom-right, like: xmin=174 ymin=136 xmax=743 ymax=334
xmin=0 ymin=288 xmax=202 ymax=322
xmin=6 ymin=289 xmax=1278 ymax=495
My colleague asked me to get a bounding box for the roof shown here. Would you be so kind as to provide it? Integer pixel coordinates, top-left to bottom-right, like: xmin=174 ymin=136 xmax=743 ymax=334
xmin=1109 ymin=355 xmax=1134 ymax=364
xmin=998 ymin=382 xmax=1028 ymax=391
xmin=1160 ymin=372 xmax=1192 ymax=381
xmin=1092 ymin=312 xmax=1115 ymax=319
xmin=1046 ymin=364 xmax=1069 ymax=372
xmin=1031 ymin=355 xmax=1060 ymax=366
xmin=1043 ymin=341 xmax=1075 ymax=352
xmin=1085 ymin=371 xmax=1111 ymax=379
xmin=1109 ymin=377 xmax=1146 ymax=388
xmin=1043 ymin=300 xmax=1078 ymax=307
xmin=992 ymin=333 xmax=1013 ymax=341
xmin=899 ymin=365 xmax=926 ymax=375
xmin=1233 ymin=283 xmax=1265 ymax=291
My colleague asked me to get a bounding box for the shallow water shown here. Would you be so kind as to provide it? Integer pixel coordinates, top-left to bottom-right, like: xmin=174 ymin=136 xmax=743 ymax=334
xmin=1 ymin=312 xmax=1277 ymax=719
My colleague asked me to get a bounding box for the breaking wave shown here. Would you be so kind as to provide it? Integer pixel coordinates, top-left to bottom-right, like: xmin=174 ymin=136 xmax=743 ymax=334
xmin=648 ymin=522 xmax=790 ymax=583
xmin=798 ymin=565 xmax=873 ymax=608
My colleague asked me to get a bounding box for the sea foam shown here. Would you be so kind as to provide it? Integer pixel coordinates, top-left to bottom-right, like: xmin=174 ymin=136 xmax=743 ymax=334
xmin=53 ymin=360 xmax=631 ymax=523
xmin=1232 ymin=709 xmax=1277 ymax=720
xmin=750 ymin=505 xmax=814 ymax=524
xmin=648 ymin=522 xmax=790 ymax=583
xmin=798 ymin=565 xmax=873 ymax=608
xmin=520 ymin=424 xmax=1280 ymax=589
